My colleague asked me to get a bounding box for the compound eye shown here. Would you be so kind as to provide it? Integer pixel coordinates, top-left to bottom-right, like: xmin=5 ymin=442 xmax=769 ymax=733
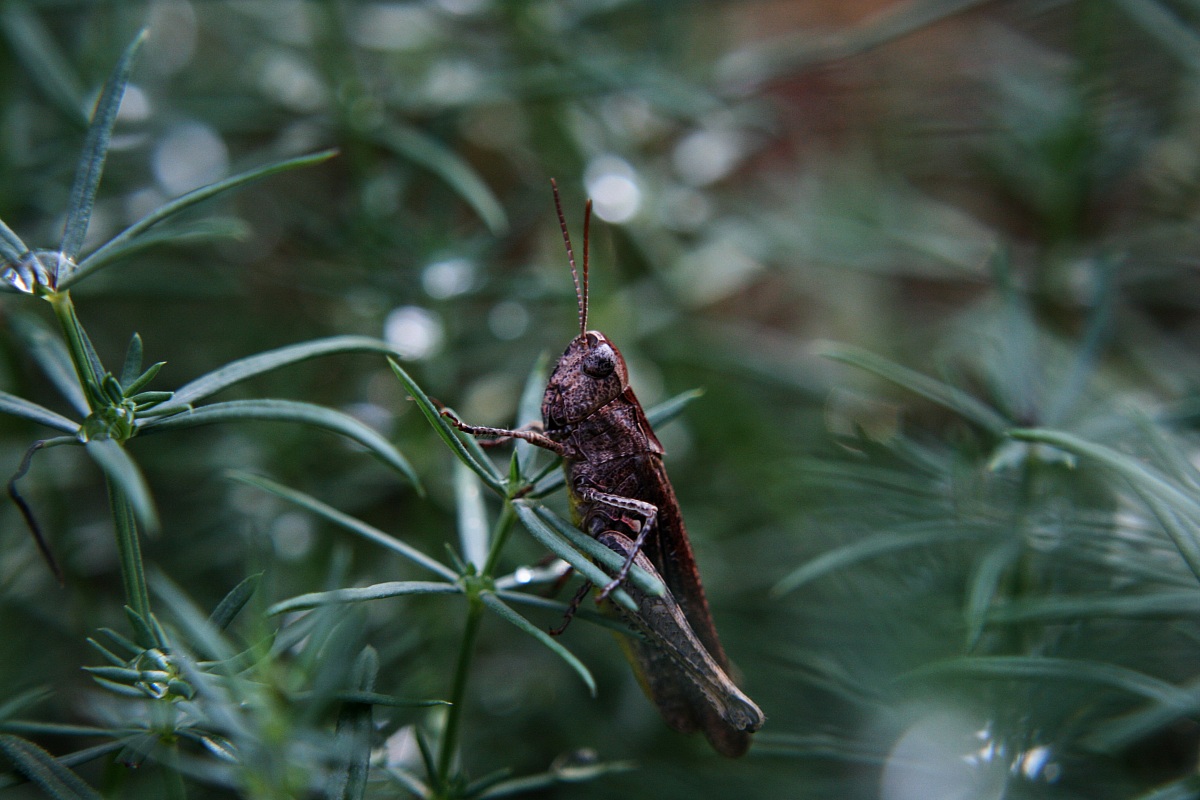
xmin=582 ymin=344 xmax=616 ymax=378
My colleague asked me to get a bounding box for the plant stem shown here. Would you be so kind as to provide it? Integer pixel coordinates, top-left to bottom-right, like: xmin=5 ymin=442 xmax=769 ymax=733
xmin=433 ymin=504 xmax=517 ymax=792
xmin=45 ymin=289 xmax=102 ymax=409
xmin=481 ymin=502 xmax=517 ymax=578
xmin=436 ymin=595 xmax=484 ymax=793
xmin=108 ymin=477 xmax=151 ymax=621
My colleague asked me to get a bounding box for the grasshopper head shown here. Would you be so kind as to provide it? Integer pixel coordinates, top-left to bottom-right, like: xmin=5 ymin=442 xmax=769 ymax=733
xmin=542 ymin=330 xmax=629 ymax=427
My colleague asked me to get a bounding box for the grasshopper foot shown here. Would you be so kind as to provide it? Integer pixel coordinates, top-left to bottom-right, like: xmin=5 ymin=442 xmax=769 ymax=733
xmin=550 ymin=580 xmax=592 ymax=636
xmin=596 ymin=577 xmax=622 ymax=602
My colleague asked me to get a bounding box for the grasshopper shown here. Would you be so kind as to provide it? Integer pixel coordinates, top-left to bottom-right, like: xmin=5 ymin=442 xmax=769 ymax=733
xmin=443 ymin=181 xmax=763 ymax=757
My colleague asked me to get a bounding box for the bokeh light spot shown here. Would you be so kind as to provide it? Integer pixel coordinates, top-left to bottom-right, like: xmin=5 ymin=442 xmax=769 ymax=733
xmin=153 ymin=121 xmax=229 ymax=196
xmin=673 ymin=127 xmax=743 ymax=186
xmin=584 ymin=156 xmax=641 ymax=223
xmin=488 ymin=300 xmax=529 ymax=340
xmin=385 ymin=305 xmax=444 ymax=361
xmin=422 ymin=257 xmax=475 ymax=299
xmin=351 ymin=4 xmax=436 ymax=50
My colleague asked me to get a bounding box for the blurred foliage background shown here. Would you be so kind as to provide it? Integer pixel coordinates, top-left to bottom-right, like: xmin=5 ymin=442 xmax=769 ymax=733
xmin=4 ymin=0 xmax=1200 ymax=798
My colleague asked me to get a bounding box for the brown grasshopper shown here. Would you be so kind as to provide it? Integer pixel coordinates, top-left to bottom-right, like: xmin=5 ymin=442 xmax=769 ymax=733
xmin=442 ymin=181 xmax=763 ymax=757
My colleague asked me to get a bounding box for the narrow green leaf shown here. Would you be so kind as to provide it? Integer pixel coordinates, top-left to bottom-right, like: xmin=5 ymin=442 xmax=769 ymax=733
xmin=84 ymin=439 xmax=158 ymax=533
xmin=87 ymin=677 xmax=145 ymax=698
xmin=230 ymin=472 xmax=455 ymax=580
xmin=119 ymin=333 xmax=143 ymax=388
xmin=322 ymin=691 xmax=446 ymax=709
xmin=528 ymin=467 xmax=566 ymax=498
xmin=1137 ymin=488 xmax=1200 ymax=584
xmin=1008 ymin=429 xmax=1199 ymax=510
xmin=645 ymin=388 xmax=705 ymax=429
xmin=514 ymin=355 xmax=549 ymax=476
xmin=70 ymin=217 xmax=248 ymax=281
xmin=150 ymin=573 xmax=238 ymax=664
xmin=141 ymin=398 xmax=420 ymax=491
xmin=372 ymin=124 xmax=508 ymax=235
xmin=0 ymin=734 xmax=101 ymax=800
xmin=987 ymin=248 xmax=1041 ymax=426
xmin=386 ymin=767 xmax=431 ymax=799
xmin=818 ymin=341 xmax=1009 ymax=434
xmin=0 ymin=5 xmax=86 ymax=125
xmin=0 ymin=687 xmax=52 ymax=722
xmin=506 ymin=452 xmax=522 ymax=498
xmin=208 ymin=572 xmax=263 ymax=630
xmin=0 ymin=722 xmax=110 ymax=739
xmin=328 ymin=724 xmax=369 ymax=796
xmin=268 ymin=582 xmax=460 ymax=615
xmin=772 ymin=655 xmax=886 ymax=713
xmin=479 ymin=593 xmax=596 ymax=696
xmin=69 ymin=149 xmax=337 ymax=285
xmin=329 ymin=647 xmax=377 ymax=800
xmin=1010 ymin=428 xmax=1200 ymax=581
xmin=773 ymin=522 xmax=986 ymax=596
xmin=1043 ymin=253 xmax=1119 ymax=426
xmin=461 ymin=429 xmax=507 ymax=486
xmin=531 ymin=503 xmax=665 ymax=598
xmin=0 ymin=217 xmax=28 ymax=266
xmin=131 ymin=391 xmax=172 ymax=408
xmin=511 ymin=502 xmax=637 ymax=612
xmin=45 ymin=743 xmax=124 ymax=774
xmin=742 ymin=731 xmax=889 ymax=763
xmin=1129 ymin=774 xmax=1200 ymax=800
xmin=154 ymin=335 xmax=398 ymax=413
xmin=1134 ymin=414 xmax=1200 ymax=493
xmin=463 ymin=767 xmax=516 ymax=798
xmin=963 ymin=540 xmax=1021 ymax=650
xmin=794 ymin=457 xmax=939 ymax=497
xmin=455 ymin=461 xmax=490 ymax=570
xmin=495 ymin=589 xmax=634 ymax=635
xmin=988 ymin=590 xmax=1200 ymax=624
xmin=493 ymin=560 xmax=577 ymax=590
xmin=95 ymin=627 xmax=143 ymax=658
xmin=60 ymin=30 xmax=146 ymax=260
xmin=123 ymin=606 xmax=160 ymax=650
xmin=475 ymin=759 xmax=636 ymax=798
xmin=389 ymin=359 xmax=504 ymax=493
xmin=902 ymin=656 xmax=1193 ymax=708
xmin=101 ymin=375 xmax=123 ymax=405
xmin=412 ymin=730 xmax=438 ymax=794
xmin=80 ymin=666 xmax=142 ymax=682
xmin=0 ymin=390 xmax=77 ymax=433
xmin=1087 ymin=675 xmax=1200 ymax=753
xmin=84 ymin=637 xmax=125 ymax=668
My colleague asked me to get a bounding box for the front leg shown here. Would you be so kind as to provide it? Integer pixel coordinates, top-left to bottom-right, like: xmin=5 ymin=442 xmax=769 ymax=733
xmin=577 ymin=485 xmax=659 ymax=601
xmin=441 ymin=409 xmax=566 ymax=456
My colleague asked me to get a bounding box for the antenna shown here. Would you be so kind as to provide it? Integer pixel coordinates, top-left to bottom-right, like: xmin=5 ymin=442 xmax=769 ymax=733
xmin=551 ymin=178 xmax=588 ymax=337
xmin=582 ymin=198 xmax=591 ymax=337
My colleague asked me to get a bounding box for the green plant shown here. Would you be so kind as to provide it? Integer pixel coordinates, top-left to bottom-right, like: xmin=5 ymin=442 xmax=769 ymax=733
xmin=0 ymin=30 xmax=428 ymax=798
